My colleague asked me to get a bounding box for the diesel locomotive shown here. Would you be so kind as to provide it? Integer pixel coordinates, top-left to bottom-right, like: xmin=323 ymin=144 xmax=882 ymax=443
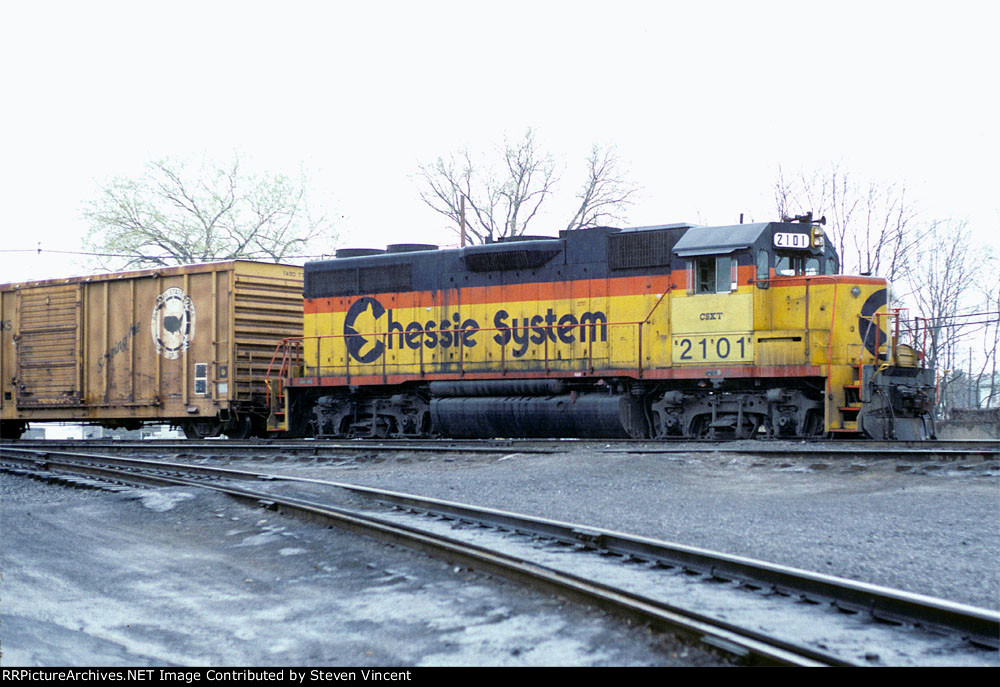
xmin=266 ymin=216 xmax=937 ymax=441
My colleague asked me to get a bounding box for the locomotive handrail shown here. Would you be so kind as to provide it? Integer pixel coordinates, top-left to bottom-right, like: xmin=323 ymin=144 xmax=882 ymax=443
xmin=761 ymin=274 xmax=925 ymax=367
xmin=265 ymin=318 xmax=661 ymax=383
xmin=264 ymin=336 xmax=304 ymax=407
xmin=265 ymin=283 xmax=856 ymax=388
xmin=763 ymin=273 xmax=915 ymax=363
xmin=874 ymin=310 xmax=901 ymax=367
xmin=641 ymin=287 xmax=673 ymax=324
xmin=779 ymin=275 xmax=840 ymax=386
xmin=759 ymin=274 xmax=845 ymax=430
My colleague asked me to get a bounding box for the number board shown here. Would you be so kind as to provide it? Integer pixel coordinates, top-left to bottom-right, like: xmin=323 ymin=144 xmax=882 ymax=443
xmin=672 ymin=334 xmax=753 ymax=364
xmin=773 ymin=232 xmax=810 ymax=249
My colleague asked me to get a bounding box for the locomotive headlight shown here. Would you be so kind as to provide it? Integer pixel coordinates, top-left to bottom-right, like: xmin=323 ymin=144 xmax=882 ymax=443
xmin=811 ymin=226 xmax=825 ymax=249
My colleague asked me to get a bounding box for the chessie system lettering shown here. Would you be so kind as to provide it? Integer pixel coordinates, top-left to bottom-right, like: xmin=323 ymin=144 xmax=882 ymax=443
xmin=341 ymin=297 xmax=607 ymax=363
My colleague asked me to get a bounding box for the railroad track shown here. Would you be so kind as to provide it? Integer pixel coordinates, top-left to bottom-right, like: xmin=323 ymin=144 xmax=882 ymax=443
xmin=4 ymin=445 xmax=998 ymax=666
xmin=8 ymin=438 xmax=1000 ymax=463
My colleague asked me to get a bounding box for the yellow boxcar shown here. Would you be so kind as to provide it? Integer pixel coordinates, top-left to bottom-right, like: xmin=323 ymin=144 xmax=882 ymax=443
xmin=1 ymin=261 xmax=302 ymax=439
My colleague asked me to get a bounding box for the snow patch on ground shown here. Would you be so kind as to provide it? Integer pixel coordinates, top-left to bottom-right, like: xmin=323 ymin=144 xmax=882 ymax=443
xmin=238 ymin=532 xmax=282 ymax=547
xmin=417 ymin=613 xmax=610 ymax=667
xmin=136 ymin=490 xmax=195 ymax=512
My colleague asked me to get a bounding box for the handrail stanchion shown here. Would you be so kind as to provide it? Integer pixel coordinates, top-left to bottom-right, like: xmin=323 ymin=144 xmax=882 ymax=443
xmin=544 ymin=328 xmax=549 ymax=374
xmin=638 ymin=322 xmax=643 ymax=377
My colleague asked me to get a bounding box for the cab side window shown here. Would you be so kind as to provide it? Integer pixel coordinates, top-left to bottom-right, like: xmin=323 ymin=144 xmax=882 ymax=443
xmin=695 ymin=257 xmax=716 ymax=293
xmin=692 ymin=256 xmax=736 ymax=294
xmin=775 ymin=255 xmax=794 ymax=276
xmin=714 ymin=256 xmax=732 ymax=293
xmin=757 ymin=249 xmax=769 ymax=280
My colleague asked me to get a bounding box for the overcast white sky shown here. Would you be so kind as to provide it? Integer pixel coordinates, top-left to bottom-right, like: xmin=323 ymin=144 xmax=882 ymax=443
xmin=1 ymin=0 xmax=997 ymax=284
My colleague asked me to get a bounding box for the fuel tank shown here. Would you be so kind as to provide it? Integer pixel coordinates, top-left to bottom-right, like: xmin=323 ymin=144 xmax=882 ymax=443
xmin=430 ymin=393 xmax=647 ymax=439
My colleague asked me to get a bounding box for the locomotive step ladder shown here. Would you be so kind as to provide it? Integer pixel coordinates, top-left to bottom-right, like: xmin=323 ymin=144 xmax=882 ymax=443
xmin=830 ymin=362 xmax=864 ymax=435
xmin=266 ymin=376 xmax=289 ymax=432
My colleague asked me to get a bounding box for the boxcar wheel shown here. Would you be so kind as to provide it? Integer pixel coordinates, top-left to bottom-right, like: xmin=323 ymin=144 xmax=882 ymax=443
xmin=183 ymin=420 xmax=223 ymax=439
xmin=1 ymin=421 xmax=26 ymax=441
xmin=223 ymin=415 xmax=254 ymax=440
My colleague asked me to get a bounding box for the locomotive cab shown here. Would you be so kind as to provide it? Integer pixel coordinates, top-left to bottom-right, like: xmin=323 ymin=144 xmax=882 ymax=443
xmin=658 ymin=221 xmax=833 ymax=437
xmin=764 ymin=221 xmax=839 ymax=279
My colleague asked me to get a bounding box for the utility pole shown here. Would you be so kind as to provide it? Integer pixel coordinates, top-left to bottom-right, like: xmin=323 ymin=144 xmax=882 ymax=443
xmin=460 ymin=195 xmax=466 ymax=248
xmin=969 ymin=347 xmax=974 ymax=408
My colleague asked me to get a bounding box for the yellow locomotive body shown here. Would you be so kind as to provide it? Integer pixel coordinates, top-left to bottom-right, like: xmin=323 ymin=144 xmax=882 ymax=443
xmin=273 ymin=220 xmax=934 ymax=440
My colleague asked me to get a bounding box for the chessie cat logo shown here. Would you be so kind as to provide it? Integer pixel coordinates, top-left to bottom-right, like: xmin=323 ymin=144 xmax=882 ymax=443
xmin=151 ymin=287 xmax=196 ymax=359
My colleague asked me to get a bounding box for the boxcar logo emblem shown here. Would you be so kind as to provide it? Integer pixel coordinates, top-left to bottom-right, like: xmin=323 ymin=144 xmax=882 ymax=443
xmin=151 ymin=287 xmax=196 ymax=359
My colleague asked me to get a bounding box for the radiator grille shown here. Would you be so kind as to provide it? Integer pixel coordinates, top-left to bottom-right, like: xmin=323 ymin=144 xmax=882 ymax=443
xmin=608 ymin=231 xmax=676 ymax=270
xmin=306 ymin=264 xmax=413 ymax=297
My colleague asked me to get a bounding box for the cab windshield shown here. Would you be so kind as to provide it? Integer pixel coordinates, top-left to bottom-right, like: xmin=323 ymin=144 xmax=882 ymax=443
xmin=775 ymin=254 xmax=823 ymax=276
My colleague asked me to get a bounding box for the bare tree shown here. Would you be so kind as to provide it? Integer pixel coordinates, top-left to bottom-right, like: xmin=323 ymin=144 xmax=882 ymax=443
xmin=417 ymin=130 xmax=556 ymax=244
xmin=83 ymin=155 xmax=336 ymax=270
xmin=417 ymin=131 xmax=636 ymax=243
xmin=566 ymin=144 xmax=639 ymax=231
xmin=973 ymin=258 xmax=1000 ymax=408
xmin=897 ymin=219 xmax=986 ymax=416
xmin=774 ymin=163 xmax=922 ymax=283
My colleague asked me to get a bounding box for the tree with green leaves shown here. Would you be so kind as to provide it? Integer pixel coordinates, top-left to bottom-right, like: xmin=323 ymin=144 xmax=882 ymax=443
xmin=83 ymin=155 xmax=337 ymax=269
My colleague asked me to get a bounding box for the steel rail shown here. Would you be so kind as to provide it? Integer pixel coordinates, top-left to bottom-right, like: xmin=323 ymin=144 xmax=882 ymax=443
xmin=3 ymin=445 xmax=998 ymax=652
xmin=1 ymin=448 xmax=843 ymax=667
xmin=8 ymin=438 xmax=999 ymax=460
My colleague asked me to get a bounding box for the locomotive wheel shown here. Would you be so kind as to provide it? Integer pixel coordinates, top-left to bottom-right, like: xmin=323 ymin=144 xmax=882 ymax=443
xmin=688 ymin=416 xmax=711 ymax=439
xmin=368 ymin=415 xmax=395 ymax=439
xmin=374 ymin=418 xmax=391 ymax=438
xmin=803 ymin=410 xmax=825 ymax=437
